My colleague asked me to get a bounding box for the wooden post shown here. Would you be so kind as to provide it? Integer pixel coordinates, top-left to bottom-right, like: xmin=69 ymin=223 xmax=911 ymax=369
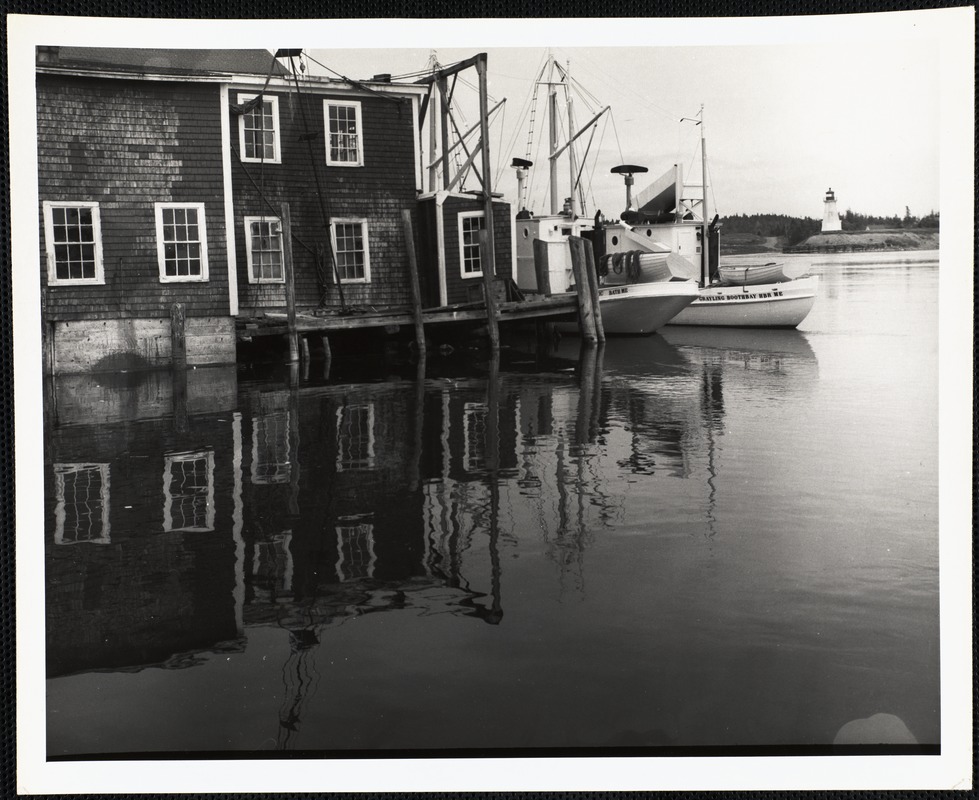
xmin=479 ymin=228 xmax=500 ymax=351
xmin=532 ymin=238 xmax=551 ymax=295
xmin=582 ymin=237 xmax=606 ymax=343
xmin=401 ymin=208 xmax=427 ymax=358
xmin=170 ymin=302 xmax=187 ymax=368
xmin=568 ymin=237 xmax=597 ymax=344
xmin=281 ymin=202 xmax=299 ymax=363
xmin=300 ymin=336 xmax=310 ymax=363
xmin=321 ymin=335 xmax=332 ymax=380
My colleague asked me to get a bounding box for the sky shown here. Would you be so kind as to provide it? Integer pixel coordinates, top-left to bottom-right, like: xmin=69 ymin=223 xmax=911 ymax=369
xmin=305 ymin=37 xmax=941 ymax=221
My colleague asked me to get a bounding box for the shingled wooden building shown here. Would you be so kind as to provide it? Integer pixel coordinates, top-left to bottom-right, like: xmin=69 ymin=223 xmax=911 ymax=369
xmin=37 ymin=47 xmax=520 ymax=374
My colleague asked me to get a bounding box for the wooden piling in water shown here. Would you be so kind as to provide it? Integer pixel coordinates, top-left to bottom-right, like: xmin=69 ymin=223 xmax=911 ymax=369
xmin=582 ymin=238 xmax=606 ymax=343
xmin=401 ymin=209 xmax=427 ymax=357
xmin=533 ymin=238 xmax=551 ymax=295
xmin=479 ymin=228 xmax=501 ymax=351
xmin=568 ymin=236 xmax=597 ymax=344
xmin=170 ymin=302 xmax=187 ymax=368
xmin=281 ymin=202 xmax=299 ymax=363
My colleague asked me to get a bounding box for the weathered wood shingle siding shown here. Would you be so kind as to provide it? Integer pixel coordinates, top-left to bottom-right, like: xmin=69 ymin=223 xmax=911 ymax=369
xmin=37 ymin=74 xmax=229 ymax=321
xmin=230 ymin=88 xmax=418 ymax=313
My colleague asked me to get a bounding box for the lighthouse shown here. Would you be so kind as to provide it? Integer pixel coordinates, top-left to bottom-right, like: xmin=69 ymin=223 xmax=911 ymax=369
xmin=822 ymin=187 xmax=842 ymax=232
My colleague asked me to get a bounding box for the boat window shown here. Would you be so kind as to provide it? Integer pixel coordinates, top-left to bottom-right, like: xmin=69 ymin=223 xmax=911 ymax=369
xmin=611 ymin=235 xmax=618 ymax=246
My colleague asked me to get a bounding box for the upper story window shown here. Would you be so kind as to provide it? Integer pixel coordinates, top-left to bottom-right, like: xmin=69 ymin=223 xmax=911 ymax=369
xmin=458 ymin=211 xmax=485 ymax=278
xmin=244 ymin=216 xmax=284 ymax=283
xmin=330 ymin=219 xmax=371 ymax=283
xmin=238 ymin=93 xmax=281 ymax=163
xmin=42 ymin=201 xmax=104 ymax=286
xmin=155 ymin=203 xmax=209 ymax=282
xmin=53 ymin=463 xmax=110 ymax=545
xmin=324 ymin=100 xmax=363 ymax=166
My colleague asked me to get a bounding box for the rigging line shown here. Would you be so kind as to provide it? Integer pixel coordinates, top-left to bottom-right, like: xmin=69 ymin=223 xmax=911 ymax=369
xmin=608 ymin=111 xmax=625 ymax=166
xmin=302 ymin=52 xmax=407 ymax=103
xmin=574 ymin=51 xmax=681 ymax=123
xmin=584 ymin=115 xmax=610 ymax=214
xmin=573 ymin=123 xmax=598 ymax=214
xmin=231 ymin=141 xmax=318 ymax=258
xmin=289 ymin=54 xmax=344 ymax=309
xmin=493 ymin=102 xmax=508 ymax=187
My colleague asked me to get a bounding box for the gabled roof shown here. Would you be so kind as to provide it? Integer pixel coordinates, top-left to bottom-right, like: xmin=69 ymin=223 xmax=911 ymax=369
xmin=37 ymin=47 xmax=290 ymax=78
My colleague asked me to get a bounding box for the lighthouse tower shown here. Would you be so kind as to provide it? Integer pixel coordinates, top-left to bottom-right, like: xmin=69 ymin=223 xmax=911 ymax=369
xmin=822 ymin=187 xmax=842 ymax=232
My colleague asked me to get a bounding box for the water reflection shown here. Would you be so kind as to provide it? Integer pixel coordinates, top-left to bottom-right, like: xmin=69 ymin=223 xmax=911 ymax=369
xmin=44 ymin=337 xmax=819 ymax=683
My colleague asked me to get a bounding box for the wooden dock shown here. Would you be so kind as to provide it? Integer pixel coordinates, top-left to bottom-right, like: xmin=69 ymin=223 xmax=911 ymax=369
xmin=237 ymin=295 xmax=578 ymax=341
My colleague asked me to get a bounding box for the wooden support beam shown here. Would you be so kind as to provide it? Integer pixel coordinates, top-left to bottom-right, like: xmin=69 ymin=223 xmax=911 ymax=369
xmin=401 ymin=208 xmax=427 ymax=358
xmin=281 ymin=202 xmax=299 ymax=363
xmin=568 ymin=236 xmax=597 ymax=344
xmin=479 ymin=228 xmax=500 ymax=351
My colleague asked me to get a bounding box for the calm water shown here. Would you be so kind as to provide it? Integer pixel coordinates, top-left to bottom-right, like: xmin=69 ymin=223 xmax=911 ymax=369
xmin=44 ymin=251 xmax=940 ymax=756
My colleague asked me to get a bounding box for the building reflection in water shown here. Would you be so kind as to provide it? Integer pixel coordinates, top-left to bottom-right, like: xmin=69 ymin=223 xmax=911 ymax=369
xmin=44 ymin=333 xmax=820 ymax=751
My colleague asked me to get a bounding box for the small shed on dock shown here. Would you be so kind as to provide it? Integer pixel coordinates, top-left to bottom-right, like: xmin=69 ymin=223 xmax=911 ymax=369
xmin=415 ymin=191 xmax=514 ymax=307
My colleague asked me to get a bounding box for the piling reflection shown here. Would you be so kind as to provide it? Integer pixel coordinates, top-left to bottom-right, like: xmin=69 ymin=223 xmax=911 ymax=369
xmin=44 ymin=334 xmax=822 ymax=752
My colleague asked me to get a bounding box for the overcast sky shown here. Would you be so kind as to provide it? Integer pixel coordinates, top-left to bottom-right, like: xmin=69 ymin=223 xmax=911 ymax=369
xmin=306 ymin=38 xmax=940 ymax=221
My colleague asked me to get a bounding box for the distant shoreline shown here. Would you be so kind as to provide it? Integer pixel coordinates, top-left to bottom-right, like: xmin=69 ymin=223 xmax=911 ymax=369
xmin=720 ymin=229 xmax=939 ymax=256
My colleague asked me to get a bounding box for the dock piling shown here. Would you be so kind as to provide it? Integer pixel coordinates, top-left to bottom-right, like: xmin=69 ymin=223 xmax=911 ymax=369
xmin=281 ymin=202 xmax=299 ymax=363
xmin=478 ymin=228 xmax=501 ymax=351
xmin=568 ymin=236 xmax=598 ymax=344
xmin=532 ymin=238 xmax=551 ymax=295
xmin=582 ymin=238 xmax=606 ymax=343
xmin=170 ymin=302 xmax=187 ymax=368
xmin=401 ymin=209 xmax=427 ymax=357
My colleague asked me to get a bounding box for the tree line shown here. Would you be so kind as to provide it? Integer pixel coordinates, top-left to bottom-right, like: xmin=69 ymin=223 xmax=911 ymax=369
xmin=720 ymin=210 xmax=939 ymax=246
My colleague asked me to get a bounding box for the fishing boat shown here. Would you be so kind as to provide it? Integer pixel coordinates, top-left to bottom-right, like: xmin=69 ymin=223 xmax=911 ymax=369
xmin=511 ymin=58 xmax=698 ymax=335
xmin=595 ymin=114 xmax=819 ymax=329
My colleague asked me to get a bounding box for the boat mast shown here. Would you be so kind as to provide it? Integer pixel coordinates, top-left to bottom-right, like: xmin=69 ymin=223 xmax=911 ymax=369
xmin=682 ymin=105 xmax=709 ymax=287
xmin=548 ymin=56 xmax=559 ymax=215
xmin=700 ymin=107 xmax=709 ymax=287
xmin=566 ymin=61 xmax=576 ymax=217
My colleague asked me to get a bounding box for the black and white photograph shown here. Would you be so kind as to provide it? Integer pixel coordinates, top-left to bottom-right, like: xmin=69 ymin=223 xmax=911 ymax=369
xmin=9 ymin=8 xmax=973 ymax=794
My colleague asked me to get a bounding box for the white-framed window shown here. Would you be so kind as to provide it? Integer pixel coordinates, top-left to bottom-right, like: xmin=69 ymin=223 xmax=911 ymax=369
xmin=251 ymin=411 xmax=292 ymax=485
xmin=244 ymin=216 xmax=284 ymax=283
xmin=53 ymin=463 xmax=110 ymax=545
xmin=463 ymin=402 xmax=488 ymax=472
xmin=335 ymin=521 xmax=375 ymax=582
xmin=237 ymin=93 xmax=281 ymax=163
xmin=336 ymin=403 xmax=375 ymax=471
xmin=163 ymin=450 xmax=215 ymax=533
xmin=154 ymin=202 xmax=209 ymax=282
xmin=42 ymin=201 xmax=105 ymax=285
xmin=458 ymin=211 xmax=485 ymax=278
xmin=324 ymin=99 xmax=363 ymax=166
xmin=330 ymin=218 xmax=371 ymax=283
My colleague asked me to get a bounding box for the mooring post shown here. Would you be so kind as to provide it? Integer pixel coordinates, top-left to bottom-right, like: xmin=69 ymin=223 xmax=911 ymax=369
xmin=478 ymin=228 xmax=501 ymax=351
xmin=281 ymin=202 xmax=299 ymax=363
xmin=401 ymin=208 xmax=427 ymax=357
xmin=533 ymin=238 xmax=551 ymax=295
xmin=582 ymin=237 xmax=606 ymax=343
xmin=568 ymin=237 xmax=597 ymax=344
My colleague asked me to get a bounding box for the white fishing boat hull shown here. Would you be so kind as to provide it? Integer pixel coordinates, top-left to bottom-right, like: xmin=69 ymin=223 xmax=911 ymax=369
xmin=717 ymin=261 xmax=810 ymax=286
xmin=668 ymin=276 xmax=819 ymax=328
xmin=556 ymin=281 xmax=700 ymax=336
